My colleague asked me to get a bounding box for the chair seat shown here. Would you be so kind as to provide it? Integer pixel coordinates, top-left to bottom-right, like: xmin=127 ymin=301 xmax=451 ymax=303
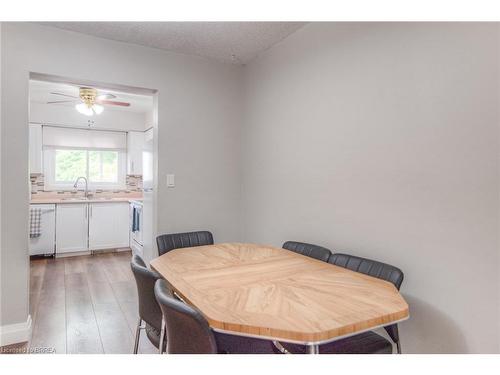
xmin=145 ymin=323 xmax=167 ymax=351
xmin=215 ymin=332 xmax=276 ymax=354
xmin=277 ymin=331 xmax=393 ymax=354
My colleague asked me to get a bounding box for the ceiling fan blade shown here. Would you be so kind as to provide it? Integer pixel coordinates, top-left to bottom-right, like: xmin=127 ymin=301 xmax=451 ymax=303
xmin=97 ymin=93 xmax=117 ymax=100
xmin=50 ymin=92 xmax=78 ymax=99
xmin=47 ymin=100 xmax=79 ymax=104
xmin=96 ymin=99 xmax=130 ymax=107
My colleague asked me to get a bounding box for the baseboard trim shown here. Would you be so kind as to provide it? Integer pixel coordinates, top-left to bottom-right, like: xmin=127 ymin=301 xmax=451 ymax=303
xmin=0 ymin=315 xmax=32 ymax=347
xmin=55 ymin=250 xmax=91 ymax=258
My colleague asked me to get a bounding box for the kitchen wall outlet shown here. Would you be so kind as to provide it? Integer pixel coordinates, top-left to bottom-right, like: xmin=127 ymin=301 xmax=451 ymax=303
xmin=166 ymin=174 xmax=175 ymax=188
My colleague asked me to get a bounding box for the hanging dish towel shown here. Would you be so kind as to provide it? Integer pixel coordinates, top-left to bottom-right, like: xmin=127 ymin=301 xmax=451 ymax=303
xmin=30 ymin=207 xmax=42 ymax=238
xmin=132 ymin=206 xmax=140 ymax=232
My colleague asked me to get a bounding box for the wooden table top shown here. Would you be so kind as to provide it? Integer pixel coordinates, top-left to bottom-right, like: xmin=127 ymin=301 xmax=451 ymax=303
xmin=150 ymin=242 xmax=409 ymax=344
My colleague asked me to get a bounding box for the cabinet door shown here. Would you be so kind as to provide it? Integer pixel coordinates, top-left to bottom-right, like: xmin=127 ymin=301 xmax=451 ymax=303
xmin=56 ymin=204 xmax=89 ymax=254
xmin=89 ymin=202 xmax=130 ymax=250
xmin=127 ymin=131 xmax=144 ymax=175
xmin=29 ymin=123 xmax=43 ymax=174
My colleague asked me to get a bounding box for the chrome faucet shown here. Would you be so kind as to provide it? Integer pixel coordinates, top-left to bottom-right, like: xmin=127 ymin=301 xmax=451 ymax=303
xmin=73 ymin=176 xmax=89 ymax=199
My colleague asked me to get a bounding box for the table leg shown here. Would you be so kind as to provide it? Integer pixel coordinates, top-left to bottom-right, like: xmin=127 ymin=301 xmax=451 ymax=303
xmin=306 ymin=344 xmax=319 ymax=354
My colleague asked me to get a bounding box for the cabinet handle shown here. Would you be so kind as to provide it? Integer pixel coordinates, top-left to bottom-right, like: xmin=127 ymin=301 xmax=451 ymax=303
xmin=90 ymin=205 xmax=93 ymax=218
xmin=131 ymin=161 xmax=134 ymax=173
xmin=85 ymin=206 xmax=88 ymax=219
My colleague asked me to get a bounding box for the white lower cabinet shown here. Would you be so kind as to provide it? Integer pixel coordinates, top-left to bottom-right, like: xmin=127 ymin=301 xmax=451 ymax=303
xmin=56 ymin=202 xmax=130 ymax=255
xmin=56 ymin=204 xmax=89 ymax=254
xmin=88 ymin=202 xmax=130 ymax=250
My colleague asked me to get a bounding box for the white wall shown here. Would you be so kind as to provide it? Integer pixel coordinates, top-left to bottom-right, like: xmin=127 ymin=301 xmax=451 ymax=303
xmin=242 ymin=23 xmax=500 ymax=353
xmin=1 ymin=23 xmax=243 ymax=331
xmin=30 ymin=101 xmax=148 ymax=131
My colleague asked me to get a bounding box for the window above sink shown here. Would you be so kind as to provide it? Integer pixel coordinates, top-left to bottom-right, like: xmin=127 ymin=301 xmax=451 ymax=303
xmin=42 ymin=127 xmax=127 ymax=191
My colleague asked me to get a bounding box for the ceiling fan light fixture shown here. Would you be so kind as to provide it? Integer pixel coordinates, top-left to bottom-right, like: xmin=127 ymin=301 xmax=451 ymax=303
xmin=92 ymin=104 xmax=104 ymax=115
xmin=76 ymin=103 xmax=94 ymax=116
xmin=49 ymin=87 xmax=129 ymax=113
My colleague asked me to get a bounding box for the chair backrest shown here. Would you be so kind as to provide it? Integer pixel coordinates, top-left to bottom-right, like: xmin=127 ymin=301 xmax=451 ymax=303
xmin=130 ymin=254 xmax=163 ymax=330
xmin=329 ymin=253 xmax=405 ymax=347
xmin=328 ymin=253 xmax=404 ymax=289
xmin=282 ymin=241 xmax=332 ymax=262
xmin=156 ymin=231 xmax=214 ymax=256
xmin=154 ymin=279 xmax=218 ymax=354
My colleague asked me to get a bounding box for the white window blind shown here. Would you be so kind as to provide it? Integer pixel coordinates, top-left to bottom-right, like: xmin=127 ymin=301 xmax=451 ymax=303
xmin=43 ymin=126 xmax=126 ymax=150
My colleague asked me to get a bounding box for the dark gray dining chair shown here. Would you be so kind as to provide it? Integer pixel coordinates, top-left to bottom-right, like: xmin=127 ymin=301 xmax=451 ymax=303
xmin=274 ymin=253 xmax=404 ymax=355
xmin=282 ymin=241 xmax=332 ymax=262
xmin=328 ymin=253 xmax=404 ymax=354
xmin=130 ymin=254 xmax=166 ymax=354
xmin=156 ymin=231 xmax=214 ymax=256
xmin=154 ymin=279 xmax=275 ymax=354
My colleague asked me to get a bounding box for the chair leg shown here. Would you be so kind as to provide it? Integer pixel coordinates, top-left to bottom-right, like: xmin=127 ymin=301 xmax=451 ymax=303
xmin=133 ymin=318 xmax=143 ymax=354
xmin=396 ymin=341 xmax=402 ymax=354
xmin=158 ymin=317 xmax=166 ymax=354
xmin=272 ymin=341 xmax=291 ymax=354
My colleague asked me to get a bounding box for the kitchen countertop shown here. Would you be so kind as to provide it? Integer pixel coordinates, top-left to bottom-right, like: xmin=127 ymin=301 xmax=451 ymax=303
xmin=30 ymin=197 xmax=143 ymax=204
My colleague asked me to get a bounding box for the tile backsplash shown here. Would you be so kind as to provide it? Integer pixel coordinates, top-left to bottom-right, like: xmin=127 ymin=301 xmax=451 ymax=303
xmin=30 ymin=174 xmax=143 ymax=199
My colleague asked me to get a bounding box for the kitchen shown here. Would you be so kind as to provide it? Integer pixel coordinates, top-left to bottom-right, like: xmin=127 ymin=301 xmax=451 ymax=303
xmin=28 ymin=79 xmax=154 ymax=261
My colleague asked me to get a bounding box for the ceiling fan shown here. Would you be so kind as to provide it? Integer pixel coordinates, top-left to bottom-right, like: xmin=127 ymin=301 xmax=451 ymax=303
xmin=47 ymin=87 xmax=130 ymax=116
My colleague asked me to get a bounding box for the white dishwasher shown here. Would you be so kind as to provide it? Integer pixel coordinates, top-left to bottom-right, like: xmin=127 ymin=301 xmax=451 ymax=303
xmin=29 ymin=204 xmax=56 ymax=256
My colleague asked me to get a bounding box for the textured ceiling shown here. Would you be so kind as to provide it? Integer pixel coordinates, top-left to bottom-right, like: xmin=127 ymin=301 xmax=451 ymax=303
xmin=41 ymin=22 xmax=306 ymax=64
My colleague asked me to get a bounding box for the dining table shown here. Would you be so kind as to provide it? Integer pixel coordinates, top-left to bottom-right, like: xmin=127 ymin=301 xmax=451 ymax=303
xmin=150 ymin=242 xmax=409 ymax=354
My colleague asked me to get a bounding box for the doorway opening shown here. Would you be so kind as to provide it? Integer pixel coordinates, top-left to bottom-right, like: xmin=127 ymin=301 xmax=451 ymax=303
xmin=27 ymin=72 xmax=158 ymax=353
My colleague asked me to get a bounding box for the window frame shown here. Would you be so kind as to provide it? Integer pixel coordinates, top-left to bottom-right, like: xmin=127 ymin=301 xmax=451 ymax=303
xmin=43 ymin=146 xmax=126 ymax=191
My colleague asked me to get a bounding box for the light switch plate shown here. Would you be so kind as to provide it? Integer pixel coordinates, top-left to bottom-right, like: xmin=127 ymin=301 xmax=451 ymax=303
xmin=166 ymin=174 xmax=175 ymax=188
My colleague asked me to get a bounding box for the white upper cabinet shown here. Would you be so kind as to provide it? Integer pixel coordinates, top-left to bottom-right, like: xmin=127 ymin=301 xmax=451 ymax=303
xmin=29 ymin=123 xmax=43 ymax=174
xmin=88 ymin=202 xmax=130 ymax=250
xmin=127 ymin=131 xmax=145 ymax=175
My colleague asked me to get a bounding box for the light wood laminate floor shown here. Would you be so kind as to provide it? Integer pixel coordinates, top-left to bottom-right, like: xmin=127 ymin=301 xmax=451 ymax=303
xmin=29 ymin=251 xmax=157 ymax=354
